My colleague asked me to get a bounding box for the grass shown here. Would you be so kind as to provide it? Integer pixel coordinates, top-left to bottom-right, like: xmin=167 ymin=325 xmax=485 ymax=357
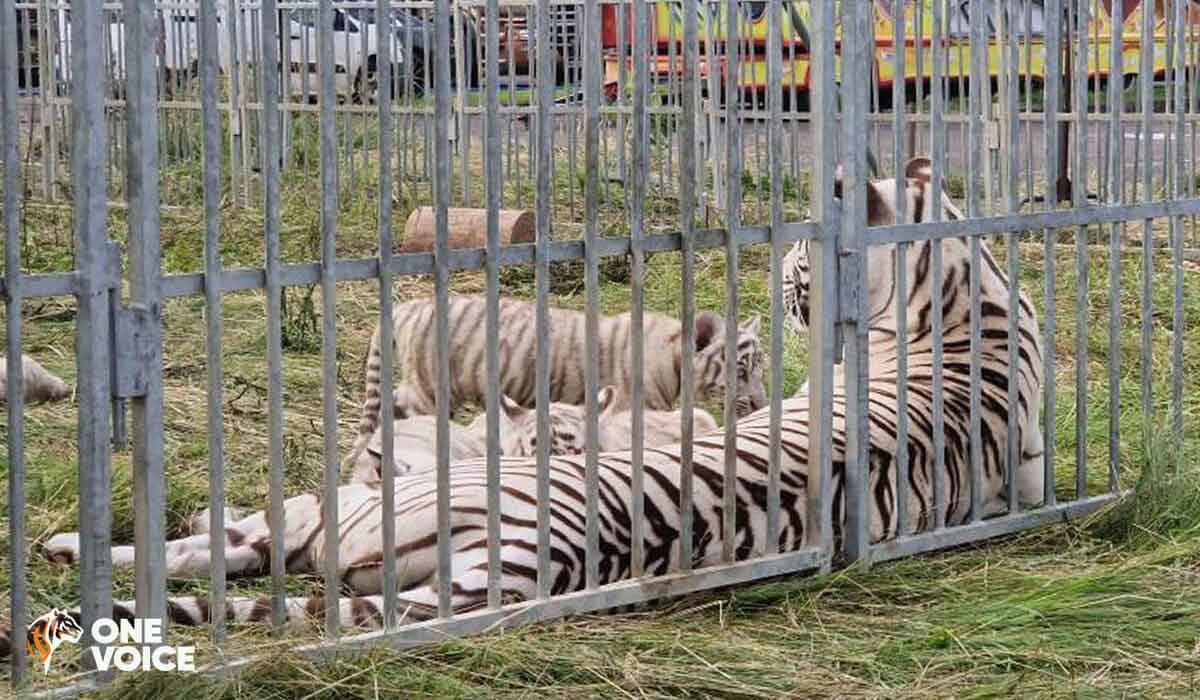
xmin=2 ymin=114 xmax=1200 ymax=697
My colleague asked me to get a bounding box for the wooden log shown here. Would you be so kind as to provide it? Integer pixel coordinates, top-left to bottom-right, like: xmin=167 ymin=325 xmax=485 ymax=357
xmin=399 ymin=207 xmax=536 ymax=253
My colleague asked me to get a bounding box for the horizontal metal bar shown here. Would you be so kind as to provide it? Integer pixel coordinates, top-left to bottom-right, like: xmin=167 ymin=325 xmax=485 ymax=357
xmin=869 ymin=494 xmax=1120 ymax=565
xmin=868 ymin=198 xmax=1200 ymax=244
xmin=1 ymin=223 xmax=819 ymax=299
xmin=241 ymin=547 xmax=827 ymax=664
xmin=30 ymin=551 xmax=831 ymax=693
xmin=11 ymin=229 xmax=1200 ymax=304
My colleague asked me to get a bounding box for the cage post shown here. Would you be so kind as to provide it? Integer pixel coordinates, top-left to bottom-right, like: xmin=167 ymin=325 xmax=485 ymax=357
xmin=807 ymin=0 xmax=837 ymax=570
xmin=70 ymin=0 xmax=114 ymax=669
xmin=124 ymin=0 xmax=167 ymax=628
xmin=259 ymin=0 xmax=288 ymax=629
xmin=583 ymin=0 xmax=602 ymax=589
xmin=2 ymin=0 xmax=28 ymax=684
xmin=377 ymin=0 xmax=398 ymax=630
xmin=198 ymin=0 xmax=228 ymax=648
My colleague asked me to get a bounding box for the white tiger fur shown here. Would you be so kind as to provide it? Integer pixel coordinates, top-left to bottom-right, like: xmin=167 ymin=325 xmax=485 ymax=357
xmin=472 ymin=385 xmax=720 ymax=457
xmin=20 ymin=158 xmax=1047 ymax=638
xmin=347 ymin=295 xmax=766 ymax=470
xmin=185 ymin=389 xmax=716 ymax=535
xmin=0 ymin=354 xmax=71 ymax=405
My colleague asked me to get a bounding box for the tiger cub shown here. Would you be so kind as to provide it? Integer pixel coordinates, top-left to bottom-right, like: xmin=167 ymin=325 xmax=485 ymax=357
xmin=473 ymin=386 xmax=720 ymax=457
xmin=350 ymin=295 xmax=765 ymax=469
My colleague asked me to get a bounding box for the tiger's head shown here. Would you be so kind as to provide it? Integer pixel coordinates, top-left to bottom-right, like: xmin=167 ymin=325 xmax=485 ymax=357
xmin=25 ymin=608 xmax=83 ymax=673
xmin=693 ymin=312 xmax=767 ymax=418
xmin=472 ymin=389 xmax=620 ymax=458
xmin=783 ymin=157 xmax=967 ymax=335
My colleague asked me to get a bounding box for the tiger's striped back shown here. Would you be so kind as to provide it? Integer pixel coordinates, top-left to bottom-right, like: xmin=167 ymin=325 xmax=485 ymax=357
xmin=349 ymin=295 xmax=766 ymax=468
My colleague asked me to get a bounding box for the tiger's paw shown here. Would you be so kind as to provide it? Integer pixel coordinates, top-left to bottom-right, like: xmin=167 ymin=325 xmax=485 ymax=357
xmin=180 ymin=506 xmax=247 ymax=536
xmin=43 ymin=532 xmax=81 ymax=565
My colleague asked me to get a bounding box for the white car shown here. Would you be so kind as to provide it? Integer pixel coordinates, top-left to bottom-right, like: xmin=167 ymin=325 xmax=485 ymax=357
xmin=52 ymin=4 xmax=397 ymax=103
xmin=284 ymin=7 xmax=388 ymax=102
xmin=52 ymin=6 xmax=230 ymax=96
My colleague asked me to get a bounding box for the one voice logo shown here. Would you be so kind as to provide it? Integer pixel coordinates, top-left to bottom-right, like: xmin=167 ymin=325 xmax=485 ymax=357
xmin=27 ymin=609 xmax=196 ymax=673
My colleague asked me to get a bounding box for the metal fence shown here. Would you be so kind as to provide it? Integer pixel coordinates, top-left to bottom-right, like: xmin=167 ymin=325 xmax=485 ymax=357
xmin=1 ymin=0 xmax=1194 ymax=692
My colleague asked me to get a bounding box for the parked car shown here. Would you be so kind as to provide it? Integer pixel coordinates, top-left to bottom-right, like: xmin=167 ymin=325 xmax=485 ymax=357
xmin=51 ymin=6 xmax=227 ymax=98
xmin=339 ymin=3 xmax=480 ymax=98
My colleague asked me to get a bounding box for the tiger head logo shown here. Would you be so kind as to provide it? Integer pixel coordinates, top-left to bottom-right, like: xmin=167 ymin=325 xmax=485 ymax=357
xmin=26 ymin=608 xmax=83 ymax=673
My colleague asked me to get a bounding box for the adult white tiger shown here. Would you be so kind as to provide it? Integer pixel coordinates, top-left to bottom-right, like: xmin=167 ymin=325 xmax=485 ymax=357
xmin=17 ymin=158 xmax=1045 ymax=636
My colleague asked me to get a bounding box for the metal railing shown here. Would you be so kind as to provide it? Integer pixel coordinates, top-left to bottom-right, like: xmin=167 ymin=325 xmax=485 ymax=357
xmin=1 ymin=0 xmax=1194 ymax=693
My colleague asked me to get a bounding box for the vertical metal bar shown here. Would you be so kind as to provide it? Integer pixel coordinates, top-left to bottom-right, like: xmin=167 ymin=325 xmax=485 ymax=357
xmin=721 ymin=0 xmax=741 ymax=565
xmin=1172 ymin=0 xmax=1187 ymax=466
xmin=226 ymin=0 xmax=244 ymax=206
xmin=808 ymin=0 xmax=836 ymax=566
xmin=534 ymin=0 xmax=553 ymax=601
xmin=892 ymin=0 xmax=910 ymax=537
xmin=1137 ymin=0 xmax=1153 ymax=444
xmin=929 ymin=0 xmax=947 ymax=530
xmin=967 ymin=0 xmax=984 ymax=524
xmin=70 ymin=0 xmax=113 ymax=668
xmin=434 ymin=0 xmax=454 ymax=618
xmin=764 ymin=0 xmax=783 ymax=554
xmin=1004 ymin=0 xmax=1021 ymax=515
xmin=483 ymin=0 xmax=502 ymax=609
xmin=259 ymin=0 xmax=287 ymax=628
xmin=125 ymin=0 xmax=166 ymax=629
xmin=377 ymin=0 xmax=398 ymax=631
xmin=453 ymin=4 xmax=467 ymax=205
xmin=199 ymin=0 xmax=227 ymax=648
xmin=630 ymin=0 xmax=647 ymax=577
xmin=1107 ymin=0 xmax=1123 ymax=492
xmin=1073 ymin=0 xmax=1089 ymax=500
xmin=839 ymin=0 xmax=870 ymax=563
xmin=1043 ymin=0 xmax=1061 ymax=508
xmin=583 ymin=0 xmax=601 ymax=590
xmin=2 ymin=0 xmax=28 ymax=683
xmin=678 ymin=0 xmax=698 ymax=573
xmin=317 ymin=0 xmax=341 ymax=637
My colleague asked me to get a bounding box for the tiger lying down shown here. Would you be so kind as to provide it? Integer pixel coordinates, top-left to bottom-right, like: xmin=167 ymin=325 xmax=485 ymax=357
xmin=181 ymin=387 xmax=719 ymax=535
xmin=11 ymin=158 xmax=1046 ymax=640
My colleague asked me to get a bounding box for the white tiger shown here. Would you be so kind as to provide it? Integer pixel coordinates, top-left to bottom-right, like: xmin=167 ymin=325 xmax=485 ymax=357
xmin=474 ymin=385 xmax=720 ymax=457
xmin=0 ymin=354 xmax=71 ymax=405
xmin=348 ymin=295 xmax=766 ymax=470
xmin=19 ymin=158 xmax=1045 ymax=637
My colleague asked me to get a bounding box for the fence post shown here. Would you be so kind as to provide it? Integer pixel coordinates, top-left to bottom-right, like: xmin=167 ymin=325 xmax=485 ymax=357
xmin=2 ymin=0 xmax=29 ymax=685
xmin=837 ymin=0 xmax=871 ymax=565
xmin=807 ymin=0 xmax=838 ymax=572
xmin=124 ymin=0 xmax=167 ymax=631
xmin=70 ymin=0 xmax=114 ymax=672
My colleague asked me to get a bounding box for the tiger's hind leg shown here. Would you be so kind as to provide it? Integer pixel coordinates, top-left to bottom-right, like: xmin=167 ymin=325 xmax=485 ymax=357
xmin=179 ymin=505 xmax=250 ymax=536
xmin=42 ymin=493 xmax=323 ymax=580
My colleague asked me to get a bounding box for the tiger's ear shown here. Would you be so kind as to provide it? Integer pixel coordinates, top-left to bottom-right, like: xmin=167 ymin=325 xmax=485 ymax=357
xmin=596 ymin=386 xmax=617 ymax=414
xmin=904 ymin=156 xmax=933 ymax=184
xmin=695 ymin=312 xmax=722 ymax=351
xmin=740 ymin=314 xmax=761 ymax=336
xmin=499 ymin=394 xmax=526 ymax=421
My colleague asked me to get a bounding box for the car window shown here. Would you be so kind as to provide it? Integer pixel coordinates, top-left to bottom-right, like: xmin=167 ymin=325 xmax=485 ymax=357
xmin=333 ymin=10 xmax=358 ymax=33
xmin=294 ymin=9 xmax=317 ymax=28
